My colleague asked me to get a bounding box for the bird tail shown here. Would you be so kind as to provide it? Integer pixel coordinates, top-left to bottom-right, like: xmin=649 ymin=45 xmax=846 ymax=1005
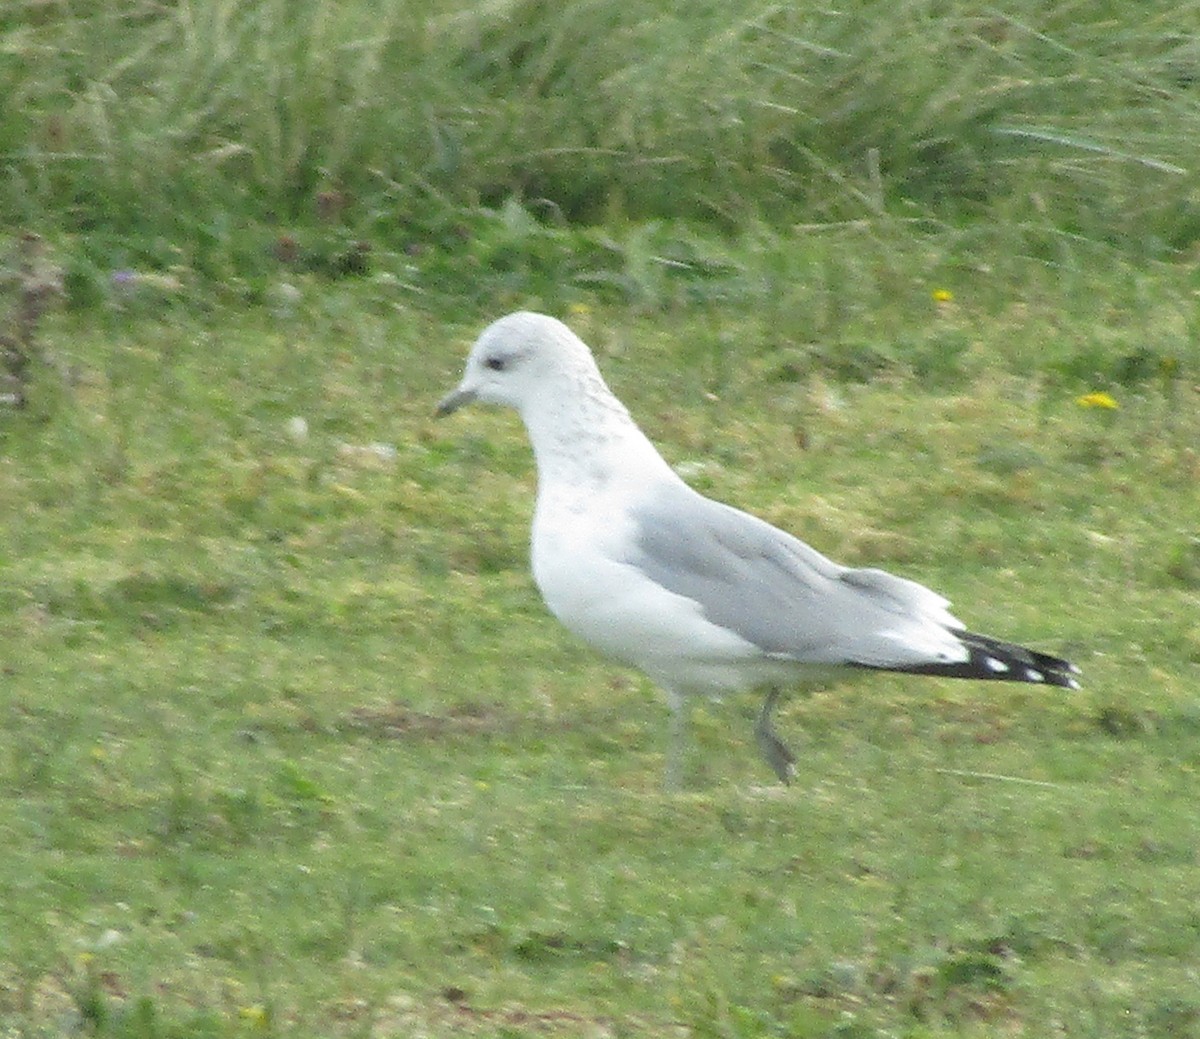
xmin=865 ymin=632 xmax=1080 ymax=689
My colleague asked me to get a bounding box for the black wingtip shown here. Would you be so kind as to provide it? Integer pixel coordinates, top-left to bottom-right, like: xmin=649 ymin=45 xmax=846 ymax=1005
xmin=867 ymin=632 xmax=1080 ymax=689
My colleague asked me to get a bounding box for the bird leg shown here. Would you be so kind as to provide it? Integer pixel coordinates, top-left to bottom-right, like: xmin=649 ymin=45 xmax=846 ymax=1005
xmin=755 ymin=688 xmax=795 ymax=784
xmin=665 ymin=690 xmax=687 ymax=791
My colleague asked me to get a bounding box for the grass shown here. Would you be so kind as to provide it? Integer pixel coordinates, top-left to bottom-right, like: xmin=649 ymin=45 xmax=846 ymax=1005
xmin=1 ymin=250 xmax=1199 ymax=1035
xmin=3 ymin=0 xmax=1200 ymax=1034
xmin=4 ymin=0 xmax=1200 ymax=291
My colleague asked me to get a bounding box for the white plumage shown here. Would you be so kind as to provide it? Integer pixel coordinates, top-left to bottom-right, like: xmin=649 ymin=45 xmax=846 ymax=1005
xmin=438 ymin=311 xmax=1079 ymax=785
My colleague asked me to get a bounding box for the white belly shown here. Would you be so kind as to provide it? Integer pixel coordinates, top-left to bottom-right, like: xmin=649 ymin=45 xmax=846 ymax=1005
xmin=530 ymin=501 xmax=811 ymax=696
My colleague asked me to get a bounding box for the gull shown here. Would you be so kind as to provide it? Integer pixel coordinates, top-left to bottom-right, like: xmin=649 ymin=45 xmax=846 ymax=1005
xmin=436 ymin=312 xmax=1079 ymax=787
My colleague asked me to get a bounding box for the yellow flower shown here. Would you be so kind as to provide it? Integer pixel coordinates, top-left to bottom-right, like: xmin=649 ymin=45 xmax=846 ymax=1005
xmin=1076 ymin=391 xmax=1119 ymax=410
xmin=932 ymin=288 xmax=953 ymax=303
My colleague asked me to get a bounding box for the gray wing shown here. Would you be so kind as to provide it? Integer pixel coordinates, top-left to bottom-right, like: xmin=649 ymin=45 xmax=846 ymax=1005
xmin=625 ymin=479 xmax=964 ymax=668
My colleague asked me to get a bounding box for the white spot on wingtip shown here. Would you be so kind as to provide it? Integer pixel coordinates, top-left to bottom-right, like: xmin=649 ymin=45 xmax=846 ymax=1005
xmin=985 ymin=657 xmax=1010 ymax=673
xmin=1026 ymin=668 xmax=1045 ymax=683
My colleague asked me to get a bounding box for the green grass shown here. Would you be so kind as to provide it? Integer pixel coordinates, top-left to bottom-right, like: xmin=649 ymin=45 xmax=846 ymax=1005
xmin=2 ymin=248 xmax=1199 ymax=1035
xmin=3 ymin=0 xmax=1200 ymax=1034
xmin=4 ymin=0 xmax=1200 ymax=291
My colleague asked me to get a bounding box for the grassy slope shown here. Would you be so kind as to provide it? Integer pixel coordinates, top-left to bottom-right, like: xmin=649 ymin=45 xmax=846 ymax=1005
xmin=2 ymin=246 xmax=1199 ymax=1036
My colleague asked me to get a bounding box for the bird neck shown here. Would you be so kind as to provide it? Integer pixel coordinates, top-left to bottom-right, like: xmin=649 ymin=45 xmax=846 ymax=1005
xmin=522 ymin=377 xmax=673 ymax=494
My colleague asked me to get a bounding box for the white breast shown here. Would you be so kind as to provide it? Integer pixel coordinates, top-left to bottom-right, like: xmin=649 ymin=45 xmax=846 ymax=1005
xmin=530 ymin=480 xmax=805 ymax=696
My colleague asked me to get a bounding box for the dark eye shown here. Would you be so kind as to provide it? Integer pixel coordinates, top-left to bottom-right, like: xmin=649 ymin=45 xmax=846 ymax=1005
xmin=483 ymin=355 xmax=507 ymax=371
